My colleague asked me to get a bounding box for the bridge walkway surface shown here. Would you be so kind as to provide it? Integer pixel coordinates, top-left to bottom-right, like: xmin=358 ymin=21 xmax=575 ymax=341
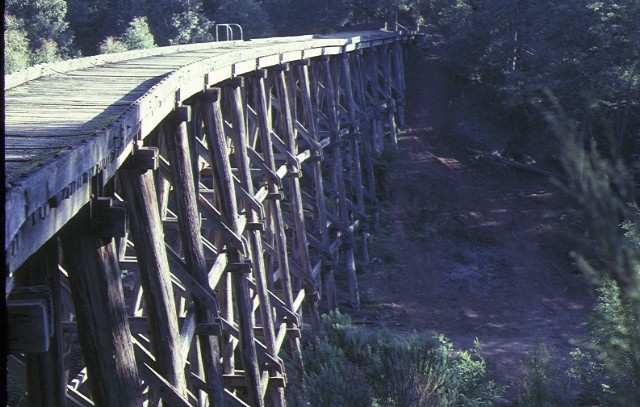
xmin=5 ymin=29 xmax=420 ymax=406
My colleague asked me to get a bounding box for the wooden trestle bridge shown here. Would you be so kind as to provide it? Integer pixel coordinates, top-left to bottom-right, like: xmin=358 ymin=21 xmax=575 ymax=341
xmin=5 ymin=30 xmax=419 ymax=406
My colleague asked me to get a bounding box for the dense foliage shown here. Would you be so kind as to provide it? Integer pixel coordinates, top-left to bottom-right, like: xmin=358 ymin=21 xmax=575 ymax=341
xmin=558 ymin=130 xmax=640 ymax=404
xmin=286 ymin=312 xmax=503 ymax=406
xmin=4 ymin=0 xmax=433 ymax=73
xmin=434 ymin=0 xmax=639 ymax=166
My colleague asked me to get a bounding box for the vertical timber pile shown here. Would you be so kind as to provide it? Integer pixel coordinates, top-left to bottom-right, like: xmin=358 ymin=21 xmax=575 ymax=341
xmin=203 ymin=87 xmax=263 ymax=406
xmin=322 ymin=55 xmax=360 ymax=310
xmin=225 ymin=77 xmax=286 ymax=406
xmin=274 ymin=64 xmax=323 ymax=335
xmin=250 ymin=68 xmax=305 ymax=375
xmin=5 ymin=34 xmax=411 ymax=406
xmin=296 ymin=60 xmax=338 ymax=310
xmin=165 ymin=106 xmax=226 ymax=405
xmin=61 ymin=229 xmax=143 ymax=406
xmin=119 ymin=145 xmax=189 ymax=402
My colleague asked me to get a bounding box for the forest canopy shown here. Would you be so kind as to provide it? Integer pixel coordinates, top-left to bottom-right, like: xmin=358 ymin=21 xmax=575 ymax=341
xmin=4 ymin=0 xmax=430 ymax=72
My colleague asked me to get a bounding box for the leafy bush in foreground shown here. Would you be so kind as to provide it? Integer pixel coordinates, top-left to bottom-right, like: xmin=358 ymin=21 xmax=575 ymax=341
xmin=287 ymin=311 xmax=502 ymax=406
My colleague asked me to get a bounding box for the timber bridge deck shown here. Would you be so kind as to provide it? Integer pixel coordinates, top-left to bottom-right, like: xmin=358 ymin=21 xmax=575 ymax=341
xmin=5 ymin=30 xmax=419 ymax=406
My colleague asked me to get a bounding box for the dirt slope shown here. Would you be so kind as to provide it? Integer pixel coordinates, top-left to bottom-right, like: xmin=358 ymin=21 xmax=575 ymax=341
xmin=351 ymin=43 xmax=595 ymax=395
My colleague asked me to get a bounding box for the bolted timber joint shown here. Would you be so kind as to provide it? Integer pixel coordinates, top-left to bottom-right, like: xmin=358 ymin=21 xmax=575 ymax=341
xmin=7 ymin=286 xmax=53 ymax=354
xmin=250 ymin=69 xmax=268 ymax=79
xmin=266 ymin=192 xmax=283 ymax=201
xmin=174 ymin=105 xmax=192 ymax=123
xmin=131 ymin=146 xmax=159 ymax=172
xmin=308 ymin=150 xmax=323 ymax=162
xmin=204 ymin=87 xmax=221 ymax=102
xmin=245 ymin=221 xmax=265 ymax=232
xmin=290 ymin=59 xmax=310 ymax=67
xmin=273 ymin=63 xmax=290 ymax=72
xmin=89 ymin=197 xmax=128 ymax=238
xmin=269 ymin=375 xmax=286 ymax=388
xmin=221 ymin=76 xmax=244 ymax=88
xmin=226 ymin=261 xmax=252 ymax=274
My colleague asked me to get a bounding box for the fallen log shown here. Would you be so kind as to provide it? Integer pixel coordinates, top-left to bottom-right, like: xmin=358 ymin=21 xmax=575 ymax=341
xmin=466 ymin=148 xmax=562 ymax=179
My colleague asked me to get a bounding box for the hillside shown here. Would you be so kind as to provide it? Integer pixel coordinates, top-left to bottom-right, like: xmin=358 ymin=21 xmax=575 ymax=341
xmin=352 ymin=40 xmax=595 ymax=396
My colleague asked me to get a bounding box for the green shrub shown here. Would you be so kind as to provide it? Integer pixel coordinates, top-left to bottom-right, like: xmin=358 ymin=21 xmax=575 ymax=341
xmin=122 ymin=17 xmax=156 ymax=50
xmin=289 ymin=339 xmax=372 ymax=407
xmin=516 ymin=344 xmax=569 ymax=407
xmin=4 ymin=14 xmax=32 ymax=73
xmin=98 ymin=17 xmax=156 ymax=55
xmin=288 ymin=311 xmax=503 ymax=406
xmin=31 ymin=38 xmax=60 ymax=64
xmin=168 ymin=11 xmax=214 ymax=45
xmin=567 ymin=278 xmax=640 ymax=405
xmin=98 ymin=36 xmax=128 ymax=54
xmin=554 ymin=119 xmax=640 ymax=405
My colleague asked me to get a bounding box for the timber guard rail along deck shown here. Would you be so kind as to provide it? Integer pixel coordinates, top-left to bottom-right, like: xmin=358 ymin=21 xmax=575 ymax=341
xmin=5 ymin=29 xmax=421 ymax=406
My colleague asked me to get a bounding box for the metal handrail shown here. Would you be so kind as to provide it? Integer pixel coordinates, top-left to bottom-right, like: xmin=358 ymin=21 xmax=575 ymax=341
xmin=215 ymin=23 xmax=244 ymax=41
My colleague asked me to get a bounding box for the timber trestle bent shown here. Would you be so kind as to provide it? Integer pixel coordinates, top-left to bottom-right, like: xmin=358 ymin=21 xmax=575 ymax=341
xmin=5 ymin=30 xmax=419 ymax=406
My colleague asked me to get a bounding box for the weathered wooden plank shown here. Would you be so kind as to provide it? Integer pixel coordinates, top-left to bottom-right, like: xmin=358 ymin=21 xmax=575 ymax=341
xmin=250 ymin=69 xmax=306 ymax=375
xmin=274 ymin=65 xmax=321 ymax=334
xmin=118 ymin=148 xmax=188 ymax=398
xmin=60 ymin=232 xmax=143 ymax=407
xmin=296 ymin=60 xmax=338 ymax=310
xmin=225 ymin=78 xmax=285 ymax=406
xmin=6 ymin=175 xmax=92 ymax=274
xmin=163 ymin=112 xmax=226 ymax=405
xmin=202 ymin=87 xmax=264 ymax=407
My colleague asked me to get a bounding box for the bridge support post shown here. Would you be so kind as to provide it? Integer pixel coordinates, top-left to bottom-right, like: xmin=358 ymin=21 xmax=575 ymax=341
xmin=393 ymin=42 xmax=406 ymax=128
xmin=253 ymin=68 xmax=306 ymax=377
xmin=322 ymin=55 xmax=360 ymax=310
xmin=382 ymin=46 xmax=399 ymax=151
xmin=119 ymin=146 xmax=188 ymax=400
xmin=225 ymin=77 xmax=286 ymax=406
xmin=275 ymin=65 xmax=322 ymax=333
xmin=61 ymin=230 xmax=143 ymax=407
xmin=368 ymin=47 xmax=385 ymax=157
xmin=164 ymin=107 xmax=226 ymax=406
xmin=296 ymin=60 xmax=338 ymax=310
xmin=203 ymin=88 xmax=264 ymax=407
xmin=353 ymin=50 xmax=380 ymax=232
xmin=342 ymin=53 xmax=370 ymax=267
